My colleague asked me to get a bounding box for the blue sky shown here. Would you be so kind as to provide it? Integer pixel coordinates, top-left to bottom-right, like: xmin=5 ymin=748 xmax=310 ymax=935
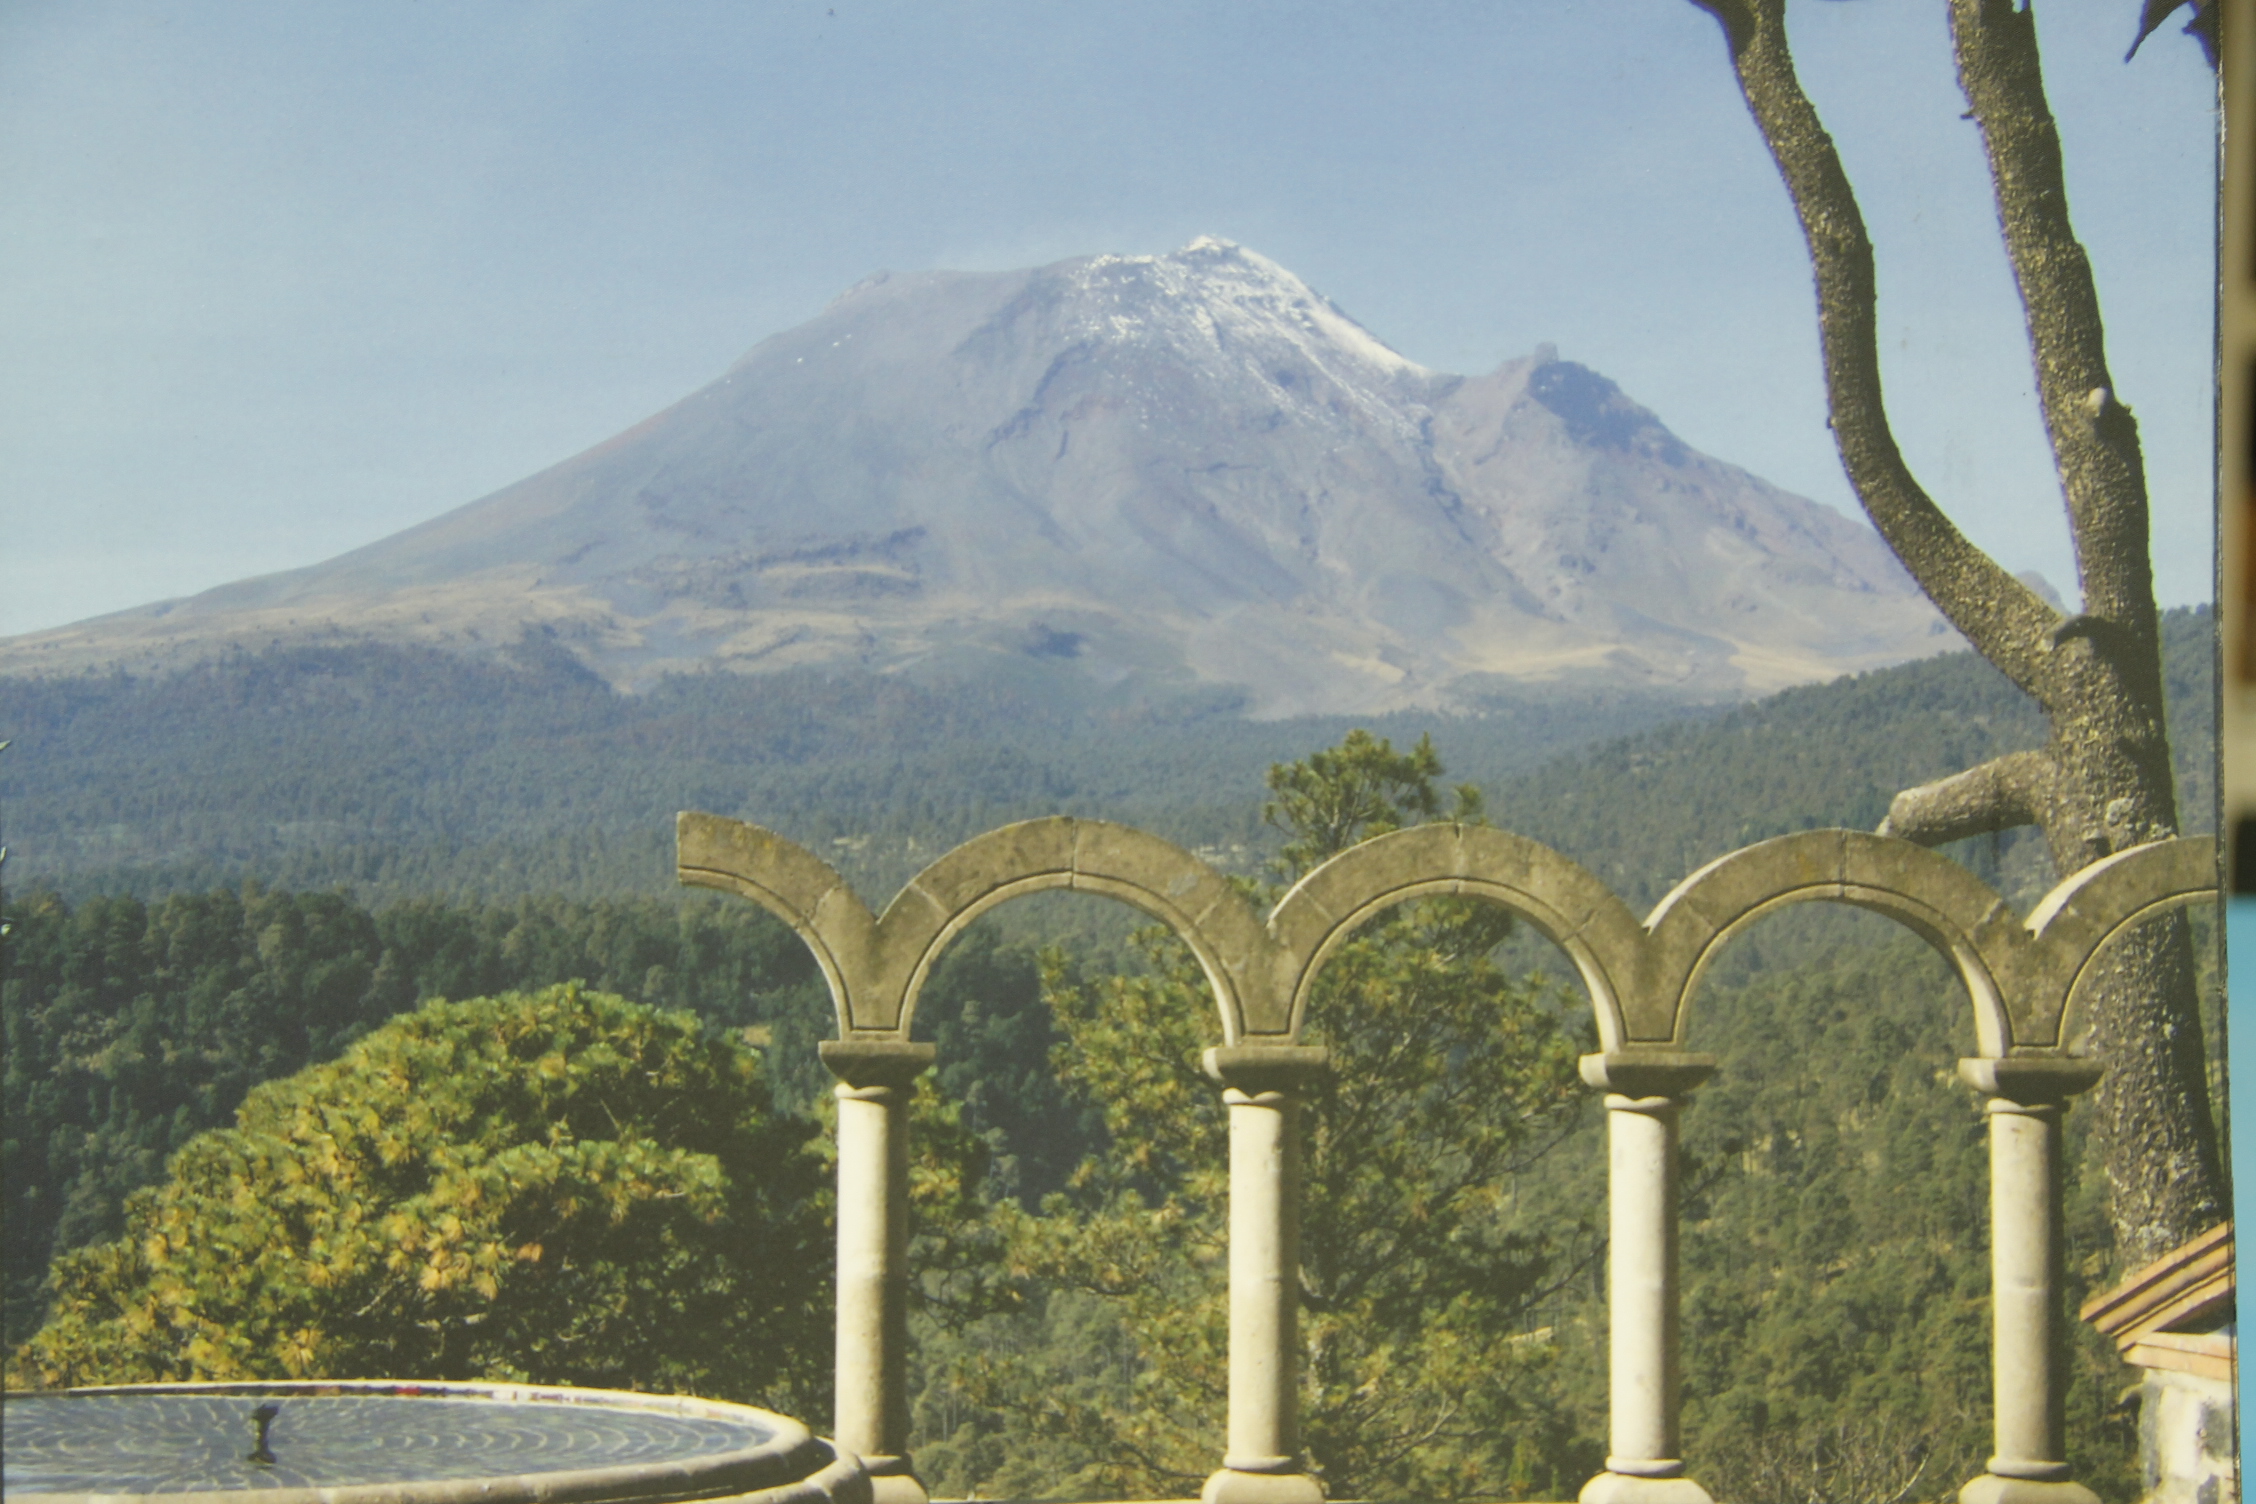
xmin=0 ymin=0 xmax=2219 ymax=638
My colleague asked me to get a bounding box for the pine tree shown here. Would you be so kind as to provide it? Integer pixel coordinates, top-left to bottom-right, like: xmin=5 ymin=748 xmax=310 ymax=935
xmin=955 ymin=733 xmax=1597 ymax=1501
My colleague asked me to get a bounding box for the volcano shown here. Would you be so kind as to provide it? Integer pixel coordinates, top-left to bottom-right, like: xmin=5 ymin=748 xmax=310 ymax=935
xmin=0 ymin=238 xmax=1953 ymax=714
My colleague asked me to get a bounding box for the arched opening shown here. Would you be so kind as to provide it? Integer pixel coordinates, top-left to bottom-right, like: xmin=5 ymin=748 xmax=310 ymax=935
xmin=898 ymin=888 xmax=1232 ymax=1504
xmin=1670 ymin=902 xmax=2000 ymax=1504
xmin=1282 ymin=877 xmax=1608 ymax=1500
xmin=1643 ymin=828 xmax=2218 ymax=1504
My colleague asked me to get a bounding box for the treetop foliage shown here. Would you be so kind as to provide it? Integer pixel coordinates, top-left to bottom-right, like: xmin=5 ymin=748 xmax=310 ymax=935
xmin=11 ymin=984 xmax=829 ymax=1408
xmin=1262 ymin=728 xmax=1481 ymax=874
xmin=0 ymin=882 xmax=823 ymax=1347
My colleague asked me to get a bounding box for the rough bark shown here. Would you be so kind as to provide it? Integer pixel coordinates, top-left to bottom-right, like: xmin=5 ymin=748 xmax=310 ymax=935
xmin=1687 ymin=0 xmax=2223 ymax=1268
xmin=1878 ymin=750 xmax=2052 ymax=846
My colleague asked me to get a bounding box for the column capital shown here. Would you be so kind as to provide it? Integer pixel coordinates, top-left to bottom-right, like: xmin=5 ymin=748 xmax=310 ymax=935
xmin=821 ymin=1038 xmax=936 ymax=1091
xmin=1957 ymin=1056 xmax=2102 ymax=1106
xmin=1204 ymin=1043 xmax=1328 ymax=1095
xmin=1580 ymin=1051 xmax=1716 ymax=1098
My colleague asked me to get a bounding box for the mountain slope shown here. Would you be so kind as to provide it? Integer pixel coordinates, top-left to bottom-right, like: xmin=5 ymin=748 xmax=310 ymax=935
xmin=0 ymin=609 xmax=2212 ymax=909
xmin=0 ymin=240 xmax=1951 ymax=712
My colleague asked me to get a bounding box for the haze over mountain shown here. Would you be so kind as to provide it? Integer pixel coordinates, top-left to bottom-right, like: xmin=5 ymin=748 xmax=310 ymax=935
xmin=1 ymin=238 xmax=1955 ymax=714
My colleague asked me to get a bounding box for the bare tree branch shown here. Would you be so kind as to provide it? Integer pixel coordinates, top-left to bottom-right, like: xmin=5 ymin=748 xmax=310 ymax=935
xmin=1877 ymin=749 xmax=2055 ymax=846
xmin=1686 ymin=0 xmax=2219 ymax=1269
xmin=1689 ymin=0 xmax=2060 ymax=693
xmin=1949 ymin=0 xmax=2161 ymax=635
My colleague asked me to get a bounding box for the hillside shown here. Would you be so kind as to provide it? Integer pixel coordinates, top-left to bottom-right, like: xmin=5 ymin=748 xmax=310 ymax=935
xmin=1496 ymin=604 xmax=2217 ymax=910
xmin=0 ymin=646 xmax=1703 ymax=905
xmin=0 ymin=610 xmax=2212 ymax=911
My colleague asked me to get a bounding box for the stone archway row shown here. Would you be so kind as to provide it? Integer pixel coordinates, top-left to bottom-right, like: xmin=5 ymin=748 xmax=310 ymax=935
xmin=676 ymin=812 xmax=2217 ymax=1504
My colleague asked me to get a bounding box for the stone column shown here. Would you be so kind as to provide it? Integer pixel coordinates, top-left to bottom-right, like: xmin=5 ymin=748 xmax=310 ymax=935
xmin=820 ymin=1038 xmax=937 ymax=1504
xmin=1202 ymin=1044 xmax=1329 ymax=1504
xmin=1578 ymin=1054 xmax=1717 ymax=1504
xmin=1956 ymin=1058 xmax=2104 ymax=1504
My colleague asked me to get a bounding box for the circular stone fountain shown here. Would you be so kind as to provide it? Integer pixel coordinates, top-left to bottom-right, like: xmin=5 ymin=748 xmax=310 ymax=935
xmin=2 ymin=1381 xmax=870 ymax=1504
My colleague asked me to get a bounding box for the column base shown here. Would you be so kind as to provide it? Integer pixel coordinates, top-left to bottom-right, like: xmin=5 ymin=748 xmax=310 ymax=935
xmin=1578 ymin=1472 xmax=1714 ymax=1504
xmin=859 ymin=1454 xmax=928 ymax=1504
xmin=1958 ymin=1476 xmax=2098 ymax=1504
xmin=803 ymin=1441 xmax=879 ymax=1504
xmin=1202 ymin=1467 xmax=1325 ymax=1504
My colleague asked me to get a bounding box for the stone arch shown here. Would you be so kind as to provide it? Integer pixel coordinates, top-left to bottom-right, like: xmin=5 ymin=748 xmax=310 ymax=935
xmin=2020 ymin=834 xmax=2218 ymax=1049
xmin=1639 ymin=829 xmax=2218 ymax=1056
xmin=1266 ymin=822 xmax=1650 ymax=1049
xmin=1639 ymin=829 xmax=2017 ymax=1053
xmin=678 ymin=810 xmax=2215 ymax=1504
xmin=676 ymin=811 xmax=876 ymax=1035
xmin=676 ymin=811 xmax=1277 ymax=1042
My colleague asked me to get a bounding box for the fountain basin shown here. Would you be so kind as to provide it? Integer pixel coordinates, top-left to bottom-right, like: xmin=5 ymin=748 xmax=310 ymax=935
xmin=3 ymin=1381 xmax=869 ymax=1504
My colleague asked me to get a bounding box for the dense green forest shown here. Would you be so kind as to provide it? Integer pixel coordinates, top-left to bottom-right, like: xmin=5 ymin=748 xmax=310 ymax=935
xmin=0 ymin=608 xmax=2212 ymax=905
xmin=1 ymin=837 xmax=2174 ymax=1501
xmin=0 ymin=611 xmax=2220 ymax=1500
xmin=16 ymin=984 xmax=835 ymax=1412
xmin=0 ymin=882 xmax=1110 ymax=1352
xmin=0 ymin=634 xmax=1701 ymax=904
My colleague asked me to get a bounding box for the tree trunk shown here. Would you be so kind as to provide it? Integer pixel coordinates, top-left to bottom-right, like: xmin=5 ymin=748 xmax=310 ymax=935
xmin=1686 ymin=0 xmax=2224 ymax=1268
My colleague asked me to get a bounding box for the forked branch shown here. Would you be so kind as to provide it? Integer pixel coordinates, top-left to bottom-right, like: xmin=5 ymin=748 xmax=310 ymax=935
xmin=1688 ymin=0 xmax=2060 ymax=692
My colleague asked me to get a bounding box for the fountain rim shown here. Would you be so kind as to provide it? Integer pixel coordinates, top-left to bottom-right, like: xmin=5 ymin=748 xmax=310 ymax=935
xmin=2 ymin=1378 xmax=830 ymax=1504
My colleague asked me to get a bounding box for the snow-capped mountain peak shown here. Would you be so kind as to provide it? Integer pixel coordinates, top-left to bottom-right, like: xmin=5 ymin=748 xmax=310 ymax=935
xmin=0 ymin=243 xmax=1953 ymax=713
xmin=1077 ymin=236 xmax=1424 ymax=376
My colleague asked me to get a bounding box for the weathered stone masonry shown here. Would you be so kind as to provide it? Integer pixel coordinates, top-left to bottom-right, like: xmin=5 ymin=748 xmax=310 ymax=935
xmin=678 ymin=812 xmax=2216 ymax=1504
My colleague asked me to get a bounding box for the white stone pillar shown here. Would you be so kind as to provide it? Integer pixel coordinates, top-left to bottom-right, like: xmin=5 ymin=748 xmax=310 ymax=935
xmin=821 ymin=1038 xmax=937 ymax=1504
xmin=1578 ymin=1054 xmax=1716 ymax=1504
xmin=1956 ymin=1058 xmax=2103 ymax=1504
xmin=1202 ymin=1044 xmax=1328 ymax=1504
